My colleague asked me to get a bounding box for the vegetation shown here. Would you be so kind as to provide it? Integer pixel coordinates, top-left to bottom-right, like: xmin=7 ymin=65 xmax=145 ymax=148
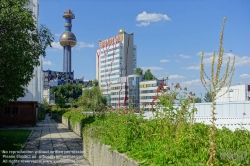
xmin=78 ymin=86 xmax=106 ymax=113
xmin=143 ymin=69 xmax=155 ymax=81
xmin=200 ymin=17 xmax=235 ymax=165
xmin=43 ymin=98 xmax=51 ymax=113
xmin=134 ymin=67 xmax=143 ymax=75
xmin=51 ymin=83 xmax=83 ymax=101
xmin=0 ymin=0 xmax=54 ymax=109
xmin=204 ymin=92 xmax=212 ymax=102
xmin=0 ymin=130 xmax=31 ymax=165
xmin=38 ymin=104 xmax=46 ymax=120
xmin=91 ymin=79 xmax=99 ymax=87
xmin=195 ymin=97 xmax=202 ymax=103
xmin=55 ymin=94 xmax=67 ymax=108
xmin=83 ymin=89 xmax=250 ymax=165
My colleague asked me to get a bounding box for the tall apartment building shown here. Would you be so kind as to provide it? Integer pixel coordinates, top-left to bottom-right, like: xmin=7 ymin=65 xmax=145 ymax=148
xmin=17 ymin=0 xmax=43 ymax=104
xmin=96 ymin=29 xmax=137 ymax=104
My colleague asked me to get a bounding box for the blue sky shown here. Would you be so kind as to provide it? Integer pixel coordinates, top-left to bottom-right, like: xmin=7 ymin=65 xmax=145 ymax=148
xmin=40 ymin=0 xmax=250 ymax=98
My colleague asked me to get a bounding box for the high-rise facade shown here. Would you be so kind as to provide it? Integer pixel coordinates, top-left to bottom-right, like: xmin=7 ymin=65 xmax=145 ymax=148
xmin=17 ymin=0 xmax=43 ymax=104
xmin=96 ymin=30 xmax=137 ymax=104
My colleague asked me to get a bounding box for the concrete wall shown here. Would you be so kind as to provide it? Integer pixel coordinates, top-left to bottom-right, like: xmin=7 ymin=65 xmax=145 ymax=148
xmin=83 ymin=134 xmax=138 ymax=166
xmin=53 ymin=113 xmax=138 ymax=165
xmin=54 ymin=114 xmax=82 ymax=137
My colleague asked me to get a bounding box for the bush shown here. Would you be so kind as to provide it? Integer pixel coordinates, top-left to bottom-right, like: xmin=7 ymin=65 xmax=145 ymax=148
xmin=83 ymin=109 xmax=250 ymax=165
xmin=37 ymin=105 xmax=46 ymax=121
xmin=51 ymin=106 xmax=70 ymax=116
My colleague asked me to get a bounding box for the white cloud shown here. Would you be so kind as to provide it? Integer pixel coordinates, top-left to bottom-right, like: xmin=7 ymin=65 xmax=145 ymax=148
xmin=136 ymin=11 xmax=171 ymax=27
xmin=179 ymin=54 xmax=191 ymax=59
xmin=169 ymin=75 xmax=185 ymax=79
xmin=160 ymin=59 xmax=170 ymax=63
xmin=199 ymin=52 xmax=250 ymax=67
xmin=51 ymin=42 xmax=62 ymax=50
xmin=181 ymin=79 xmax=202 ymax=87
xmin=137 ymin=22 xmax=150 ymax=27
xmin=239 ymin=74 xmax=250 ymax=79
xmin=141 ymin=66 xmax=163 ymax=71
xmin=54 ymin=33 xmax=61 ymax=37
xmin=182 ymin=65 xmax=200 ymax=70
xmin=43 ymin=60 xmax=55 ymax=66
xmin=197 ymin=52 xmax=250 ymax=66
xmin=77 ymin=42 xmax=94 ymax=49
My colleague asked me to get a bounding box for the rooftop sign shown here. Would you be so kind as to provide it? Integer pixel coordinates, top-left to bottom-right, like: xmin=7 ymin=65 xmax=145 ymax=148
xmin=99 ymin=35 xmax=123 ymax=48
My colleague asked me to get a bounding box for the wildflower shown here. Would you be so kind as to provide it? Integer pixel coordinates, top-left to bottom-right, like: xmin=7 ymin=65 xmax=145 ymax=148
xmin=165 ymin=86 xmax=170 ymax=90
xmin=184 ymin=87 xmax=187 ymax=91
xmin=174 ymin=83 xmax=180 ymax=89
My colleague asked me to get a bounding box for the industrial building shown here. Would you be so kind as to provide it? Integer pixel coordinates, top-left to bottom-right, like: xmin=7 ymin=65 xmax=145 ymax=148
xmin=215 ymin=84 xmax=250 ymax=102
xmin=96 ymin=29 xmax=137 ymax=104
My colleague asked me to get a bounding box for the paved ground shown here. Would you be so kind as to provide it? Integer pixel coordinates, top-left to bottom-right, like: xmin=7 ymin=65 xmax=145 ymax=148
xmin=13 ymin=114 xmax=91 ymax=166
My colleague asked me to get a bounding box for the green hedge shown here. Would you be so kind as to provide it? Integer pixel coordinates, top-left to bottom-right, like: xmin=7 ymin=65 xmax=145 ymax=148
xmin=51 ymin=106 xmax=94 ymax=132
xmin=51 ymin=106 xmax=70 ymax=116
xmin=83 ymin=111 xmax=250 ymax=166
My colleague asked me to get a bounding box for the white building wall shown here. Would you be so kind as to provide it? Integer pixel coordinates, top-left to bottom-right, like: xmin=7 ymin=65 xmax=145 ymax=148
xmin=17 ymin=0 xmax=43 ymax=104
xmin=139 ymin=80 xmax=168 ymax=111
xmin=216 ymin=84 xmax=249 ymax=102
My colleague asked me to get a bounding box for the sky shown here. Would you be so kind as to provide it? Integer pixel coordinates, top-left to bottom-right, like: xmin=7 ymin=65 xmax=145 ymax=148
xmin=40 ymin=0 xmax=250 ymax=99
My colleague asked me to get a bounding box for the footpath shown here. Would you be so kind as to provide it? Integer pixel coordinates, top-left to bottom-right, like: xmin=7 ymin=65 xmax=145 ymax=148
xmin=15 ymin=114 xmax=91 ymax=166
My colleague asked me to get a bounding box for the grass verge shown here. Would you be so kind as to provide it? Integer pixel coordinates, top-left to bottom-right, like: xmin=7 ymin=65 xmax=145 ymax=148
xmin=0 ymin=130 xmax=31 ymax=166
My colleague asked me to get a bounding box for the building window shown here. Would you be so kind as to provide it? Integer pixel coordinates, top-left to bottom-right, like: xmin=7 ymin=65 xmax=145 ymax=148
xmin=5 ymin=107 xmax=10 ymax=114
xmin=13 ymin=107 xmax=18 ymax=114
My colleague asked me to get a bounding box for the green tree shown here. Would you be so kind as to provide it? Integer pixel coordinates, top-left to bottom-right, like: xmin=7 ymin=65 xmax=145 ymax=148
xmin=134 ymin=68 xmax=143 ymax=75
xmin=56 ymin=94 xmax=66 ymax=108
xmin=143 ymin=69 xmax=155 ymax=81
xmin=51 ymin=83 xmax=83 ymax=101
xmin=0 ymin=0 xmax=54 ymax=109
xmin=78 ymin=86 xmax=106 ymax=112
xmin=92 ymin=79 xmax=99 ymax=87
xmin=204 ymin=92 xmax=212 ymax=102
xmin=43 ymin=98 xmax=51 ymax=113
xmin=194 ymin=97 xmax=202 ymax=103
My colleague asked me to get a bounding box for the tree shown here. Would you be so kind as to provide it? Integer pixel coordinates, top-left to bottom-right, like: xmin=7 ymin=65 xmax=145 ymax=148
xmin=56 ymin=94 xmax=66 ymax=108
xmin=51 ymin=83 xmax=83 ymax=102
xmin=204 ymin=92 xmax=212 ymax=102
xmin=92 ymin=79 xmax=99 ymax=87
xmin=143 ymin=69 xmax=155 ymax=81
xmin=200 ymin=18 xmax=235 ymax=165
xmin=134 ymin=68 xmax=143 ymax=75
xmin=194 ymin=97 xmax=202 ymax=103
xmin=78 ymin=86 xmax=107 ymax=112
xmin=0 ymin=0 xmax=54 ymax=109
